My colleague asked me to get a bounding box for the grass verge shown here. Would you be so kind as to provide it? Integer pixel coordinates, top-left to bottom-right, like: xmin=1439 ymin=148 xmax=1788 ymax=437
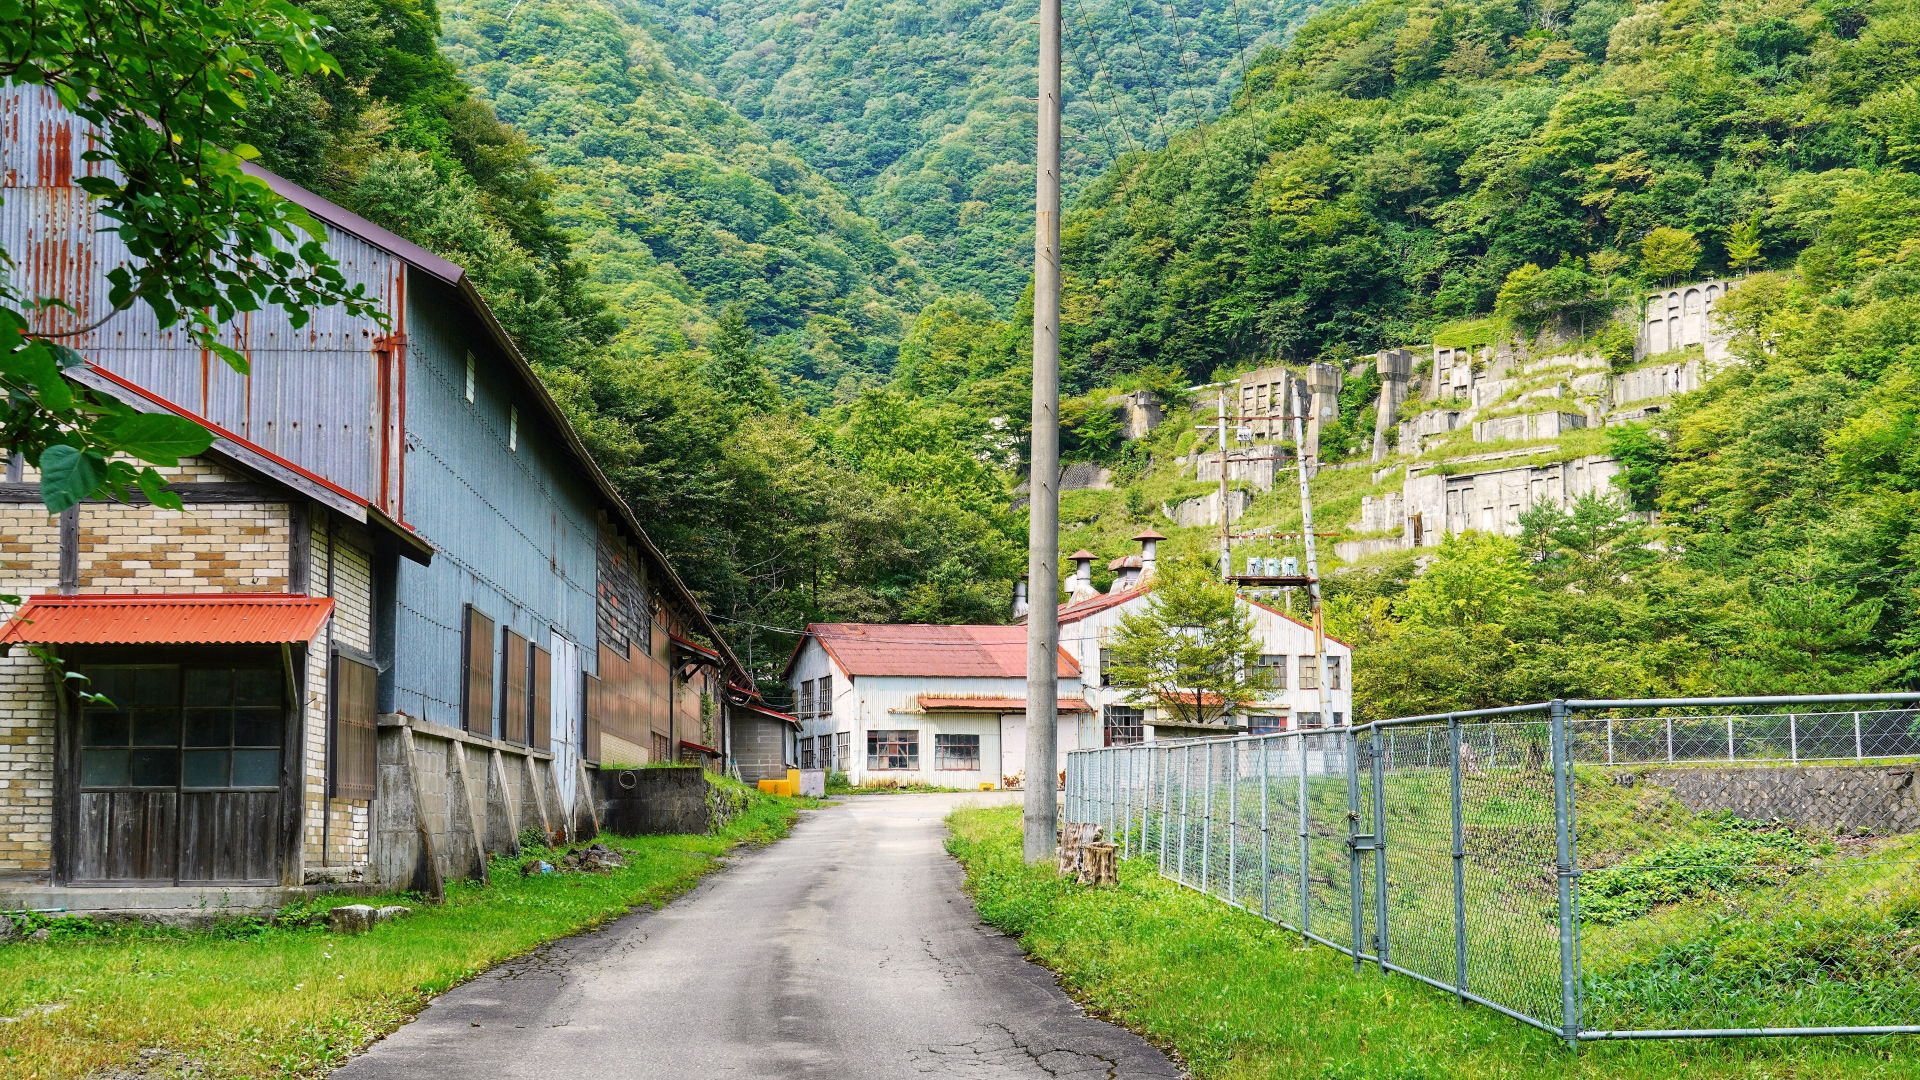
xmin=0 ymin=790 xmax=815 ymax=1079
xmin=945 ymin=804 xmax=1919 ymax=1080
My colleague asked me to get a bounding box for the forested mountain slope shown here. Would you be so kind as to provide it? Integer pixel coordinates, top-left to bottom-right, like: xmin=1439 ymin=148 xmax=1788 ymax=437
xmin=1056 ymin=0 xmax=1917 ymax=390
xmin=626 ymin=0 xmax=1322 ymax=304
xmin=438 ymin=0 xmax=934 ymax=401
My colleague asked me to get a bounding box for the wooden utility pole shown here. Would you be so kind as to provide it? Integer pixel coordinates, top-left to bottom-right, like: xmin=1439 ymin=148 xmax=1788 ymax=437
xmin=1024 ymin=0 xmax=1062 ymax=867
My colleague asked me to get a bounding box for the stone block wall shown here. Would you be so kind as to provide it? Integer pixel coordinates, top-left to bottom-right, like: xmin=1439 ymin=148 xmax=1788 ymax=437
xmin=0 ymin=659 xmax=55 ymax=880
xmin=1640 ymin=764 xmax=1919 ymax=834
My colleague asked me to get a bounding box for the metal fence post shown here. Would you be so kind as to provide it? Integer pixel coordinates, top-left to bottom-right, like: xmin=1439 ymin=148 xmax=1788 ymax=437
xmin=1666 ymin=714 xmax=1673 ymax=763
xmin=1727 ymin=712 xmax=1736 ymax=762
xmin=1179 ymin=743 xmax=1191 ymax=887
xmin=1299 ymin=731 xmax=1311 ymax=937
xmin=1605 ymin=717 xmax=1614 ymax=766
xmin=1203 ymin=741 xmax=1214 ymax=897
xmin=1789 ymin=713 xmax=1798 ymax=764
xmin=1160 ymin=745 xmax=1172 ymax=874
xmin=1346 ymin=726 xmax=1364 ymax=972
xmin=1260 ymin=736 xmax=1271 ymax=921
xmin=1855 ymin=710 xmax=1864 ymax=760
xmin=1372 ymin=728 xmax=1389 ymax=972
xmin=1550 ymin=699 xmax=1579 ymax=1047
xmin=1226 ymin=741 xmax=1237 ymax=907
xmin=1449 ymin=717 xmax=1467 ymax=1001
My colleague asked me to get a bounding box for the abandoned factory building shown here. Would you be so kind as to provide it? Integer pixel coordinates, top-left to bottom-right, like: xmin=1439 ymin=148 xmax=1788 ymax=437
xmin=0 ymin=84 xmax=781 ymax=913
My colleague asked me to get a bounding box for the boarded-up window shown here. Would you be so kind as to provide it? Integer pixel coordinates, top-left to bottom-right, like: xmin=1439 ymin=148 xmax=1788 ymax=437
xmin=501 ymin=628 xmax=528 ymax=744
xmin=652 ymin=732 xmax=671 ymax=764
xmin=597 ymin=527 xmax=652 ymax=658
xmin=530 ymin=643 xmax=551 ymax=750
xmin=462 ymin=605 xmax=495 ymax=733
xmin=581 ymin=671 xmax=601 ymax=763
xmin=331 ymin=655 xmax=377 ymax=800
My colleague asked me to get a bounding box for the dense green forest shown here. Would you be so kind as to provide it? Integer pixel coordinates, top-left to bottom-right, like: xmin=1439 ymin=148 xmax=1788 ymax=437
xmin=619 ymin=0 xmax=1319 ymax=304
xmin=229 ymin=0 xmax=1920 ymax=709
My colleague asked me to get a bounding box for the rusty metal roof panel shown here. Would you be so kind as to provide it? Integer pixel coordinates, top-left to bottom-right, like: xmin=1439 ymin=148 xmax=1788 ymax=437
xmin=809 ymin=623 xmax=1081 ymax=678
xmin=0 ymin=594 xmax=335 ymax=645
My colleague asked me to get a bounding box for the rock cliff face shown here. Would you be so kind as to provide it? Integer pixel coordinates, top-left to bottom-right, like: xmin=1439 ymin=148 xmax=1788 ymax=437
xmin=1638 ymin=765 xmax=1918 ymax=835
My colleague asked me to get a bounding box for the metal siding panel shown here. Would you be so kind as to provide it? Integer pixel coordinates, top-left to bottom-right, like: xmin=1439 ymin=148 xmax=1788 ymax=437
xmin=1 ymin=83 xmax=392 ymax=504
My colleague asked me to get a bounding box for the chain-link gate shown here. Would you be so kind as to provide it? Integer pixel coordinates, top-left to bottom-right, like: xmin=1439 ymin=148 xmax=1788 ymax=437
xmin=1064 ymin=693 xmax=1920 ymax=1044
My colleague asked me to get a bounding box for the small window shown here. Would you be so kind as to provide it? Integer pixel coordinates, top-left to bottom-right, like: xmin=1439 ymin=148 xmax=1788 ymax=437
xmin=80 ymin=664 xmax=283 ymax=792
xmin=1103 ymin=705 xmax=1144 ymax=746
xmin=1258 ymin=653 xmax=1286 ymax=689
xmin=465 ymin=352 xmax=476 ymax=403
xmin=798 ymin=678 xmax=815 ymax=721
xmin=462 ymin=605 xmax=496 ymax=733
xmin=934 ymin=733 xmax=980 ymax=770
xmin=835 ymin=732 xmax=849 ymax=772
xmin=867 ymin=729 xmax=919 ymax=770
xmin=1298 ymin=655 xmax=1319 ymax=691
xmin=800 ymin=737 xmax=816 ymax=769
xmin=1098 ymin=647 xmax=1111 ymax=688
xmin=1327 ymin=656 xmax=1343 ymax=690
xmin=509 ymin=406 xmax=519 ymax=451
xmin=1247 ymin=713 xmax=1285 ymax=735
xmin=1297 ymin=711 xmax=1323 ymax=729
xmin=817 ymin=674 xmax=833 ymax=719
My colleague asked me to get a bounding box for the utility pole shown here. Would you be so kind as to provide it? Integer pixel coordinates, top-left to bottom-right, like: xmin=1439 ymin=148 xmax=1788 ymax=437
xmin=1216 ymin=383 xmax=1231 ymax=580
xmin=1024 ymin=0 xmax=1062 ymax=867
xmin=1290 ymin=382 xmax=1332 ymax=729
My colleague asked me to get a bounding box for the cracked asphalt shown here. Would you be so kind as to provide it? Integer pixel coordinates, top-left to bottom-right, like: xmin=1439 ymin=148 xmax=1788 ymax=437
xmin=331 ymin=792 xmax=1182 ymax=1079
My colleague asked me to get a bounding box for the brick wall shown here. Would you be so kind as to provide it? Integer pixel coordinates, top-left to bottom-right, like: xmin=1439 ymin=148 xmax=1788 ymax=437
xmin=0 ymin=659 xmax=55 ymax=879
xmin=302 ymin=515 xmax=376 ymax=871
xmin=79 ymin=503 xmax=289 ymax=593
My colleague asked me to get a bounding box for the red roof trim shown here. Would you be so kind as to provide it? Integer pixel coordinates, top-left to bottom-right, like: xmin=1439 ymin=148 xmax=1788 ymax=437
xmin=0 ymin=594 xmax=336 ymax=646
xmin=917 ymin=695 xmax=1095 ymax=712
xmin=740 ymin=700 xmax=802 ymax=728
xmin=86 ymin=366 xmax=366 ymax=507
xmin=679 ymin=739 xmax=720 ymax=756
xmin=670 ymin=634 xmax=720 ymax=658
xmin=1241 ymin=596 xmax=1354 ymax=650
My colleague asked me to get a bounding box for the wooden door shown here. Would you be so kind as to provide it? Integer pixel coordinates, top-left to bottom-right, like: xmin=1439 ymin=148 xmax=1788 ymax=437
xmin=69 ymin=661 xmax=288 ymax=886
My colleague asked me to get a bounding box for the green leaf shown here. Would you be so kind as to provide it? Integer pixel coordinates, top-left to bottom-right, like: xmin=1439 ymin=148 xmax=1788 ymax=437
xmin=134 ymin=466 xmax=185 ymax=511
xmin=38 ymin=445 xmax=106 ymax=513
xmin=0 ymin=341 xmax=75 ymax=411
xmin=96 ymin=412 xmax=214 ymax=466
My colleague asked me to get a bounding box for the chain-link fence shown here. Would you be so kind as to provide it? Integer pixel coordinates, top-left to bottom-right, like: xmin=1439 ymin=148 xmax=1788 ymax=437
xmin=1064 ymin=693 xmax=1920 ymax=1044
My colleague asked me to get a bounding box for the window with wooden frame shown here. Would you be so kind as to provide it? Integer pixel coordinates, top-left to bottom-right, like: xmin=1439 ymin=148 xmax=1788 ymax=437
xmin=462 ymin=605 xmax=495 ymax=733
xmin=530 ymin=642 xmax=551 ymax=750
xmin=1298 ymin=654 xmax=1319 ymax=691
xmin=330 ymin=654 xmax=377 ymax=800
xmin=501 ymin=628 xmax=528 ymax=744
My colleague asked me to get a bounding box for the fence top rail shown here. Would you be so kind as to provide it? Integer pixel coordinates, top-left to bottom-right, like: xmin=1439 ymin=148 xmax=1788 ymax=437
xmin=1356 ymin=702 xmax=1553 ymax=731
xmin=1565 ymin=692 xmax=1920 ymax=710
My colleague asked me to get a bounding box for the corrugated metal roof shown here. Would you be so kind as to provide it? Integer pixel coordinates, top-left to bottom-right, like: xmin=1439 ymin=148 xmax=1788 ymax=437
xmin=0 ymin=595 xmax=335 ymax=645
xmin=917 ymin=695 xmax=1094 ymax=712
xmin=809 ymin=624 xmax=1081 ymax=678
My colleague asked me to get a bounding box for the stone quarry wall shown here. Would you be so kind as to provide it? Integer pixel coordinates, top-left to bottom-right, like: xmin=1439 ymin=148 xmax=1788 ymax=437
xmin=1637 ymin=764 xmax=1918 ymax=834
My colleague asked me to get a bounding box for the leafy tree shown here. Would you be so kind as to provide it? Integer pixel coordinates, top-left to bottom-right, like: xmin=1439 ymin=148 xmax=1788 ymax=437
xmin=1640 ymin=227 xmax=1702 ymax=287
xmin=1 ymin=0 xmax=377 ymax=511
xmin=1605 ymin=422 xmax=1671 ymax=512
xmin=1395 ymin=532 xmax=1530 ymax=628
xmin=1104 ymin=560 xmax=1276 ymax=727
xmin=1516 ymin=492 xmax=1654 ymax=593
xmin=705 ymin=306 xmax=780 ymax=414
xmin=1727 ymin=213 xmax=1765 ymax=274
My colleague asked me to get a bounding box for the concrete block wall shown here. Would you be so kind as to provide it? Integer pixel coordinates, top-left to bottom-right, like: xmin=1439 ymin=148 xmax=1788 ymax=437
xmin=1641 ymin=764 xmax=1919 ymax=834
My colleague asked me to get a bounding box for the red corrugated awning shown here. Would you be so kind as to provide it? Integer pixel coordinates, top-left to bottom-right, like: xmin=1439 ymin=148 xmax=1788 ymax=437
xmin=917 ymin=695 xmax=1094 ymax=713
xmin=0 ymin=595 xmax=336 ymax=646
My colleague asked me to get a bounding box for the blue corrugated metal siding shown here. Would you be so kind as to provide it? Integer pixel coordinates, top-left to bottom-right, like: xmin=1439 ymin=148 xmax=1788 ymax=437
xmin=391 ymin=280 xmax=598 ymax=789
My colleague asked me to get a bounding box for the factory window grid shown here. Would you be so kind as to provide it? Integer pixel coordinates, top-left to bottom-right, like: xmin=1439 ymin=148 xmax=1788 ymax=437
xmin=867 ymin=729 xmax=918 ymax=771
xmin=934 ymin=733 xmax=980 ymax=771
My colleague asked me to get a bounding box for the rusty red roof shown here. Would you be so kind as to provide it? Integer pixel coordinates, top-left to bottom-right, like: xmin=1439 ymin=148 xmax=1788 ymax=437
xmin=804 ymin=623 xmax=1081 ymax=678
xmin=0 ymin=594 xmax=335 ymax=646
xmin=917 ymin=695 xmax=1094 ymax=712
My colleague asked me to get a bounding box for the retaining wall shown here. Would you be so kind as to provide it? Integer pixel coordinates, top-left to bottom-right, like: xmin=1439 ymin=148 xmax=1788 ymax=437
xmin=1636 ymin=764 xmax=1918 ymax=834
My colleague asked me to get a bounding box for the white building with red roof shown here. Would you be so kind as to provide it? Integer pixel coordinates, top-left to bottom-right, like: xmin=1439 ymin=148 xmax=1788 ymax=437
xmin=1044 ymin=531 xmax=1354 ymax=745
xmin=784 ymin=624 xmax=1088 ymax=788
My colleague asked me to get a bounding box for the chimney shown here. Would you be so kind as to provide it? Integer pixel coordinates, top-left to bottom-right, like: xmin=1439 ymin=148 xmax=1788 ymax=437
xmin=1132 ymin=528 xmax=1167 ymax=581
xmin=1067 ymin=550 xmax=1098 ymax=602
xmin=1012 ymin=576 xmax=1029 ymax=619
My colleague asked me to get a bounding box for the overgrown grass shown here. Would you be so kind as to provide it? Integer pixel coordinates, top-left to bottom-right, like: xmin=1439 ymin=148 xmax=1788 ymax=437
xmin=945 ymin=804 xmax=1920 ymax=1079
xmin=0 ymin=791 xmax=814 ymax=1079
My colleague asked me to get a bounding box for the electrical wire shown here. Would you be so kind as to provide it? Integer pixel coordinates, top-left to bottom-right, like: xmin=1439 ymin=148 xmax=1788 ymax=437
xmin=1112 ymin=0 xmax=1177 ymax=147
xmin=1065 ymin=0 xmax=1142 ymax=159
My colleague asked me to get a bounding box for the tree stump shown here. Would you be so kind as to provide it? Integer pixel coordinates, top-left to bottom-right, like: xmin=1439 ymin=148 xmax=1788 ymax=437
xmin=1056 ymin=822 xmax=1103 ymax=878
xmin=1078 ymin=842 xmax=1117 ymax=886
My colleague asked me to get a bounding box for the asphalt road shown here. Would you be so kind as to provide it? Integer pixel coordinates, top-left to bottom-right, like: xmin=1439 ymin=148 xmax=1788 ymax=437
xmin=331 ymin=792 xmax=1182 ymax=1079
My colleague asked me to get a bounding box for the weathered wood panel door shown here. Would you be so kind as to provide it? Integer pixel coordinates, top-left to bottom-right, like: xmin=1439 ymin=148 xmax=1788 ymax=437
xmin=69 ymin=661 xmax=289 ymax=885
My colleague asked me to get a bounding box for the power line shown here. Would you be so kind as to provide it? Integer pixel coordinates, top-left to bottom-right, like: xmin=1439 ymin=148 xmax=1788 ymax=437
xmin=1113 ymin=0 xmax=1176 ymax=147
xmin=1065 ymin=0 xmax=1142 ymax=157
